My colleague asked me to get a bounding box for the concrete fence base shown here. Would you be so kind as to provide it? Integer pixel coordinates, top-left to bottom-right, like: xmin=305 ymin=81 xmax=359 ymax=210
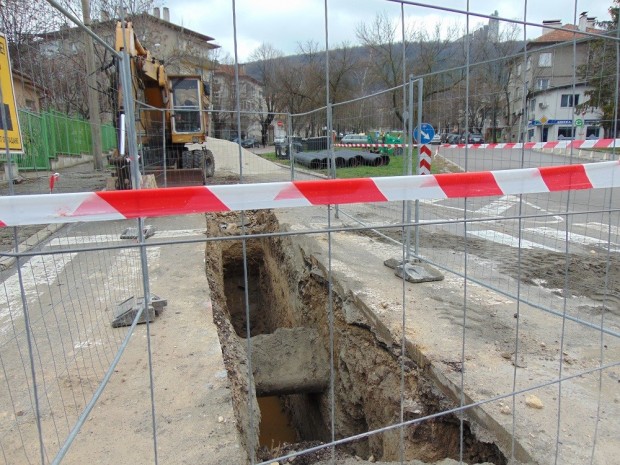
xmin=0 ymin=162 xmax=19 ymax=183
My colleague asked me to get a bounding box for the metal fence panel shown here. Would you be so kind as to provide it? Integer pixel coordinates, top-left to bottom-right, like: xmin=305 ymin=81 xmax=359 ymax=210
xmin=1 ymin=1 xmax=620 ymax=465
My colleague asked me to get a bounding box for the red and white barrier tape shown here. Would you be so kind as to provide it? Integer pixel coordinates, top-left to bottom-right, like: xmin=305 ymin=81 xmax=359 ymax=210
xmin=1 ymin=161 xmax=619 ymax=227
xmin=440 ymin=138 xmax=620 ymax=150
xmin=334 ymin=143 xmax=405 ymax=148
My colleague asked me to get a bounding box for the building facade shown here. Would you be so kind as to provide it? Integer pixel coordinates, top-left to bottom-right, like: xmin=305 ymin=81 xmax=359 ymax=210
xmin=507 ymin=13 xmax=604 ymax=142
xmin=37 ymin=8 xmax=219 ymax=122
xmin=211 ymin=64 xmax=266 ymax=141
xmin=11 ymin=70 xmax=45 ymax=113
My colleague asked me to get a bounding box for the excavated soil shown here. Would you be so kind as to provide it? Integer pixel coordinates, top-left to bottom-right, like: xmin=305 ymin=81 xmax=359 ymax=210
xmin=203 ymin=210 xmax=507 ymax=465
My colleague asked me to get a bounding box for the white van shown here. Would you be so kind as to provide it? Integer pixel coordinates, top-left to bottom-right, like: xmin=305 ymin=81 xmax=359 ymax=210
xmin=341 ymin=134 xmax=369 ymax=144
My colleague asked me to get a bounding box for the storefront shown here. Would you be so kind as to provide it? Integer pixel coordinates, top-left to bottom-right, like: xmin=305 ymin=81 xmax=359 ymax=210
xmin=527 ymin=118 xmax=602 ymax=141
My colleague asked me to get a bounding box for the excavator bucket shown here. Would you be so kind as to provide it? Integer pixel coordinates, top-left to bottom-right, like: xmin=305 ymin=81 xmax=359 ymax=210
xmin=147 ymin=168 xmax=206 ymax=187
xmin=146 ymin=148 xmax=215 ymax=187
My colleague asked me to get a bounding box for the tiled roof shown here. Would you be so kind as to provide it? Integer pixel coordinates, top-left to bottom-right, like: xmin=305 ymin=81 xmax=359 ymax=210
xmin=40 ymin=12 xmax=219 ymax=48
xmin=214 ymin=65 xmax=261 ymax=85
xmin=533 ymin=24 xmax=604 ymax=43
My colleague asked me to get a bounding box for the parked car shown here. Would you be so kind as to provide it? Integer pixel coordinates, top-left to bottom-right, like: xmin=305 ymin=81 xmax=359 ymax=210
xmin=460 ymin=133 xmax=485 ymax=144
xmin=431 ymin=134 xmax=441 ymax=145
xmin=341 ymin=134 xmax=370 ymax=145
xmin=446 ymin=133 xmax=460 ymax=144
xmin=241 ymin=137 xmax=260 ymax=148
xmin=274 ymin=136 xmax=286 ymax=146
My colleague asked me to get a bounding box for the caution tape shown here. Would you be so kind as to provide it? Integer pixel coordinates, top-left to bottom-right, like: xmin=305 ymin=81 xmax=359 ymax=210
xmin=334 ymin=143 xmax=405 ymax=148
xmin=1 ymin=160 xmax=619 ymax=227
xmin=440 ymin=138 xmax=620 ymax=150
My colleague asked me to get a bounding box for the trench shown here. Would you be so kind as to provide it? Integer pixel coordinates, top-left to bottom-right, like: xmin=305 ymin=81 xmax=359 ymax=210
xmin=205 ymin=210 xmax=508 ymax=464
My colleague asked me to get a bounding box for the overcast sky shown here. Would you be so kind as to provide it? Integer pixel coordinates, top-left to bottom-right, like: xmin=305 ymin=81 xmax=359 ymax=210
xmin=166 ymin=0 xmax=611 ymax=62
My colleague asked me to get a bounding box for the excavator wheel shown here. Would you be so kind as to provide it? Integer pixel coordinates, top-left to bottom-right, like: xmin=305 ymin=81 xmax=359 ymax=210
xmin=182 ymin=150 xmax=194 ymax=169
xmin=203 ymin=149 xmax=215 ymax=178
xmin=190 ymin=149 xmax=215 ymax=183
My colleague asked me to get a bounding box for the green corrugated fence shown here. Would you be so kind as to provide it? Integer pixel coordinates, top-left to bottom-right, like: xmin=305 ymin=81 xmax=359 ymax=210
xmin=17 ymin=110 xmax=117 ymax=170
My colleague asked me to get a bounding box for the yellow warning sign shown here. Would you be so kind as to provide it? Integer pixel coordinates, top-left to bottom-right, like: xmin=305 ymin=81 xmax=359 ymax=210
xmin=0 ymin=33 xmax=23 ymax=154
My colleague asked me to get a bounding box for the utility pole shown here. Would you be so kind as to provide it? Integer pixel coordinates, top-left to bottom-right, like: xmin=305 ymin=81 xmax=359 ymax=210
xmin=81 ymin=0 xmax=104 ymax=170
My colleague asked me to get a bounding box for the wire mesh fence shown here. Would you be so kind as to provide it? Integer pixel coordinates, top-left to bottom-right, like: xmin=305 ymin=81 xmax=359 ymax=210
xmin=0 ymin=222 xmax=146 ymax=464
xmin=1 ymin=0 xmax=620 ymax=464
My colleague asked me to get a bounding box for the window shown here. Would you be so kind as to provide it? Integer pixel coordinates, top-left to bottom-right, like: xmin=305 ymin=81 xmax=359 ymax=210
xmin=539 ymin=52 xmax=553 ymax=67
xmin=526 ymin=57 xmax=532 ymax=70
xmin=560 ymin=94 xmax=580 ymax=107
xmin=537 ymin=78 xmax=550 ymax=90
xmin=529 ymin=98 xmax=536 ymax=113
xmin=586 ymin=125 xmax=600 ymax=139
xmin=557 ymin=126 xmax=575 ymax=139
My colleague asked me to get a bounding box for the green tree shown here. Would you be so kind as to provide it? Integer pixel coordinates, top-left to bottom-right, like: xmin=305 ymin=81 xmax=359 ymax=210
xmin=579 ymin=1 xmax=619 ymax=136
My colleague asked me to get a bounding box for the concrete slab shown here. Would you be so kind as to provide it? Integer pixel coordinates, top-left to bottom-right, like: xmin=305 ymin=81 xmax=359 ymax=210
xmin=250 ymin=327 xmax=329 ymax=396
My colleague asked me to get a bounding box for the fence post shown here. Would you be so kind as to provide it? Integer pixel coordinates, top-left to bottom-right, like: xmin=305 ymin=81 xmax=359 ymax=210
xmin=64 ymin=113 xmax=70 ymax=156
xmin=288 ymin=113 xmax=294 ymax=181
xmin=118 ymin=51 xmax=142 ymax=190
xmin=162 ymin=108 xmax=168 ymax=188
xmin=405 ymin=75 xmax=414 ymax=261
xmin=0 ymin=73 xmax=16 ymax=189
xmin=414 ymin=77 xmax=423 ymax=258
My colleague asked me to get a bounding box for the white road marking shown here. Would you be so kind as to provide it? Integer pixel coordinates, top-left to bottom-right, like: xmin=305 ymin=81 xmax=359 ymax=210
xmin=574 ymin=222 xmax=620 ymax=237
xmin=474 ymin=195 xmax=520 ymax=216
xmin=467 ymin=230 xmax=560 ymax=251
xmin=47 ymin=229 xmax=205 ymax=247
xmin=1 ymin=231 xmax=168 ymax=336
xmin=525 ymin=226 xmax=620 ymax=251
xmin=0 ymin=253 xmax=77 ymax=334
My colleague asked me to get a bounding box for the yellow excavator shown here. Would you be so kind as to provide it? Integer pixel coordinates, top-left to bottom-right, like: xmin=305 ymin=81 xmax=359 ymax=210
xmin=110 ymin=20 xmax=214 ymax=188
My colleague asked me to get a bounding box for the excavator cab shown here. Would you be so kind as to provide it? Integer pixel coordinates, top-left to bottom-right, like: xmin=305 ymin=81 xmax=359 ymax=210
xmin=170 ymin=77 xmax=204 ymax=138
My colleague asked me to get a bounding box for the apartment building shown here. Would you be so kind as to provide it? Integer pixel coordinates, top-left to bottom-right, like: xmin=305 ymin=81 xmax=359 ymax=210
xmin=507 ymin=13 xmax=604 ymax=142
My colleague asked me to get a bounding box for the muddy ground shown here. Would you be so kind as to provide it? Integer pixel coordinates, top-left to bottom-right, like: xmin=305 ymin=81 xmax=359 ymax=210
xmin=380 ymin=228 xmax=620 ymax=303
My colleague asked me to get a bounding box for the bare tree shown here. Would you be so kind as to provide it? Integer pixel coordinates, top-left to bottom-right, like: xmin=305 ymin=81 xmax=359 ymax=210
xmin=355 ymin=13 xmax=406 ymax=124
xmin=249 ymin=43 xmax=284 ymax=146
xmin=468 ymin=23 xmax=521 ymax=141
xmin=326 ymin=42 xmax=359 ymax=104
xmin=356 ymin=14 xmax=465 ymax=127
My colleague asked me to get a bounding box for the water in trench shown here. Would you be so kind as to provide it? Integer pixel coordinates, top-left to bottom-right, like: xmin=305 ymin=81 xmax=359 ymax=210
xmin=207 ymin=211 xmax=508 ymax=464
xmin=257 ymin=396 xmax=297 ymax=448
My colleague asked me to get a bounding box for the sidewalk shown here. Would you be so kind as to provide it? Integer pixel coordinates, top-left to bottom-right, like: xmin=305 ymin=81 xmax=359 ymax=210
xmin=0 ymin=161 xmax=109 ymax=195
